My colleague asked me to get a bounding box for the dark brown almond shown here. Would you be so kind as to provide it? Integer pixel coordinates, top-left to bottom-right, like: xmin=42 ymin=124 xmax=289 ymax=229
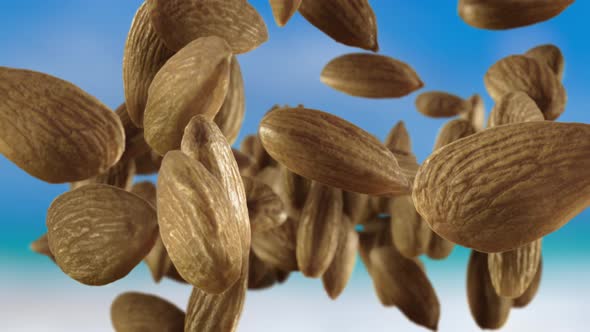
xmin=390 ymin=195 xmax=431 ymax=258
xmin=144 ymin=36 xmax=232 ymax=155
xmin=259 ymin=107 xmax=410 ymax=196
xmin=513 ymin=258 xmax=543 ymax=308
xmin=322 ymin=216 xmax=358 ymax=299
xmin=148 ymin=0 xmax=268 ymax=54
xmin=0 ymin=67 xmax=125 ymax=183
xmin=525 ymin=44 xmax=565 ymax=81
xmin=488 ymin=91 xmax=545 ymax=127
xmin=243 ymin=176 xmax=287 ymax=233
xmin=488 ymin=240 xmax=542 ymax=298
xmin=111 ymin=292 xmax=184 ymax=332
xmin=299 ymin=0 xmax=378 ymax=51
xmin=30 ymin=233 xmax=55 ymax=261
xmin=46 ymin=184 xmax=158 ymax=285
xmin=134 ymin=150 xmax=162 ymax=175
xmin=415 ymin=91 xmax=470 ymax=118
xmin=321 ymin=53 xmax=423 ymax=98
xmin=252 ymin=217 xmax=298 ymax=272
xmin=270 ymin=0 xmax=302 ymax=27
xmin=248 ymin=252 xmax=277 ymax=290
xmin=214 ymin=56 xmax=245 ymax=145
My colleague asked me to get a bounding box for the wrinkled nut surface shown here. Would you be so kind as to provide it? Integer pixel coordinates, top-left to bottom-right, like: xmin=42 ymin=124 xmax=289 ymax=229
xmin=390 ymin=195 xmax=431 ymax=258
xmin=321 ymin=53 xmax=423 ymax=98
xmin=214 ymin=56 xmax=246 ymax=145
xmin=415 ymin=91 xmax=470 ymax=118
xmin=123 ymin=2 xmax=174 ymax=127
xmin=270 ymin=0 xmax=302 ymax=27
xmin=46 ymin=184 xmax=158 ymax=286
xmin=467 ymin=251 xmax=512 ymax=330
xmin=485 ymin=55 xmax=567 ymax=120
xmin=525 ymin=44 xmax=565 ymax=81
xmin=322 ymin=216 xmax=358 ymax=299
xmin=488 ymin=240 xmax=542 ymax=298
xmin=157 ymin=151 xmax=242 ymax=293
xmin=148 ymin=0 xmax=268 ymax=54
xmin=513 ymin=259 xmax=543 ymax=308
xmin=414 ymin=122 xmax=590 ymax=253
xmin=144 ymin=36 xmax=232 ymax=155
xmin=299 ymin=0 xmax=378 ymax=51
xmin=458 ymin=0 xmax=574 ymax=30
xmin=0 ymin=67 xmax=125 ymax=183
xmin=243 ymin=176 xmax=287 ymax=233
xmin=259 ymin=107 xmax=410 ymax=196
xmin=111 ymin=292 xmax=184 ymax=332
xmin=487 ymin=91 xmax=545 ymax=127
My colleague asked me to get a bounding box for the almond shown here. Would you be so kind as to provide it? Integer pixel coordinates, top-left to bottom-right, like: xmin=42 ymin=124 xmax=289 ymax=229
xmin=390 ymin=195 xmax=431 ymax=258
xmin=134 ymin=150 xmax=162 ymax=175
xmin=70 ymin=159 xmax=135 ymax=190
xmin=322 ymin=216 xmax=358 ymax=299
xmin=243 ymin=176 xmax=287 ymax=233
xmin=488 ymin=240 xmax=542 ymax=298
xmin=461 ymin=94 xmax=486 ymax=131
xmin=30 ymin=233 xmax=55 ymax=262
xmin=427 ymin=233 xmax=455 ymax=260
xmin=111 ymin=292 xmax=184 ymax=332
xmin=525 ymin=44 xmax=565 ymax=81
xmin=214 ymin=56 xmax=245 ymax=145
xmin=115 ymin=103 xmax=151 ymax=164
xmin=252 ymin=217 xmax=298 ymax=272
xmin=487 ymin=91 xmax=545 ymax=127
xmin=270 ymin=0 xmax=302 ymax=27
xmin=415 ymin=91 xmax=471 ymax=118
xmin=513 ymin=258 xmax=543 ymax=308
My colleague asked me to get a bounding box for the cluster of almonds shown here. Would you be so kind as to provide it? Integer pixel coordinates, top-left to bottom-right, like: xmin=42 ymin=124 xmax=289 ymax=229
xmin=0 ymin=0 xmax=585 ymax=331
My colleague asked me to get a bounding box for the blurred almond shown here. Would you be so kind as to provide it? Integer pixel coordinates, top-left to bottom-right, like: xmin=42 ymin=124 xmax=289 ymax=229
xmin=46 ymin=184 xmax=158 ymax=285
xmin=414 ymin=122 xmax=590 ymax=253
xmin=513 ymin=258 xmax=543 ymax=308
xmin=488 ymin=91 xmax=544 ymax=127
xmin=0 ymin=67 xmax=125 ymax=183
xmin=123 ymin=2 xmax=174 ymax=127
xmin=525 ymin=44 xmax=565 ymax=81
xmin=270 ymin=0 xmax=302 ymax=27
xmin=243 ymin=176 xmax=287 ymax=233
xmin=427 ymin=233 xmax=455 ymax=260
xmin=488 ymin=240 xmax=542 ymax=298
xmin=385 ymin=121 xmax=411 ymax=154
xmin=343 ymin=191 xmax=370 ymax=225
xmin=416 ymin=91 xmax=470 ymax=118
xmin=433 ymin=119 xmax=477 ymax=151
xmin=214 ymin=56 xmax=245 ymax=145
xmin=111 ymin=292 xmax=184 ymax=332
xmin=458 ymin=0 xmax=574 ymax=30
xmin=248 ymin=252 xmax=278 ymax=290
xmin=321 ymin=53 xmax=423 ymax=98
xmin=144 ymin=36 xmax=232 ymax=155
xmin=299 ymin=0 xmax=378 ymax=51
xmin=322 ymin=216 xmax=358 ymax=299
xmin=70 ymin=159 xmax=135 ymax=190
xmin=390 ymin=195 xmax=431 ymax=258
xmin=233 ymin=148 xmax=255 ymax=173
xmin=30 ymin=233 xmax=54 ymax=261
xmin=134 ymin=150 xmax=162 ymax=175
xmin=252 ymin=217 xmax=298 ymax=272
xmin=461 ymin=94 xmax=486 ymax=131
xmin=148 ymin=0 xmax=268 ymax=54
xmin=485 ymin=55 xmax=566 ymax=120
xmin=281 ymin=165 xmax=311 ymax=212
xmin=259 ymin=107 xmax=410 ymax=196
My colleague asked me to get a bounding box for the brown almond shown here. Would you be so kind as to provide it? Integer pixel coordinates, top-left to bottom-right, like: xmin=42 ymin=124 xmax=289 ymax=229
xmin=70 ymin=159 xmax=136 ymax=191
xmin=415 ymin=91 xmax=471 ymax=118
xmin=467 ymin=251 xmax=512 ymax=329
xmin=165 ymin=263 xmax=188 ymax=284
xmin=390 ymin=195 xmax=431 ymax=258
xmin=248 ymin=252 xmax=278 ymax=290
xmin=270 ymin=0 xmax=302 ymax=27
xmin=243 ymin=176 xmax=287 ymax=233
xmin=232 ymin=148 xmax=255 ymax=173
xmin=343 ymin=191 xmax=370 ymax=225
xmin=130 ymin=181 xmax=157 ymax=206
xmin=281 ymin=164 xmax=311 ymax=212
xmin=299 ymin=0 xmax=378 ymax=51
xmin=513 ymin=258 xmax=543 ymax=308
xmin=322 ymin=216 xmax=358 ymax=299
xmin=321 ymin=53 xmax=423 ymax=98
xmin=461 ymin=94 xmax=486 ymax=131
xmin=214 ymin=56 xmax=246 ymax=145
xmin=157 ymin=151 xmax=242 ymax=293
xmin=385 ymin=121 xmax=411 ymax=155
xmin=458 ymin=0 xmax=574 ymax=30
xmin=427 ymin=233 xmax=455 ymax=260
xmin=144 ymin=36 xmax=232 ymax=155
xmin=525 ymin=44 xmax=565 ymax=81
xmin=259 ymin=107 xmax=410 ymax=196
xmin=252 ymin=217 xmax=298 ymax=272
xmin=433 ymin=118 xmax=477 ymax=151
xmin=485 ymin=54 xmax=566 ymax=120
xmin=30 ymin=233 xmax=55 ymax=261
xmin=46 ymin=184 xmax=158 ymax=285
xmin=488 ymin=240 xmax=542 ymax=298
xmin=297 ymin=181 xmax=343 ymax=277
xmin=134 ymin=150 xmax=162 ymax=175
xmin=123 ymin=2 xmax=174 ymax=127
xmin=111 ymin=292 xmax=184 ymax=332
xmin=115 ymin=103 xmax=151 ymax=163
xmin=487 ymin=91 xmax=545 ymax=127
xmin=0 ymin=67 xmax=125 ymax=183
xmin=148 ymin=0 xmax=268 ymax=54
xmin=414 ymin=122 xmax=590 ymax=253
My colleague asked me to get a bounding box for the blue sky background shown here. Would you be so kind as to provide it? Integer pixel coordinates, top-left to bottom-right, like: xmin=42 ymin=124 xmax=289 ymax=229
xmin=1 ymin=1 xmax=589 ymax=331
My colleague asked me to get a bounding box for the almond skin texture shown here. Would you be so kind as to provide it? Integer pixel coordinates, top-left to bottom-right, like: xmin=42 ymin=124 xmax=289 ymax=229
xmin=46 ymin=184 xmax=158 ymax=286
xmin=413 ymin=122 xmax=590 ymax=253
xmin=214 ymin=56 xmax=246 ymax=145
xmin=123 ymin=2 xmax=174 ymax=127
xmin=525 ymin=44 xmax=565 ymax=81
xmin=415 ymin=91 xmax=470 ymax=118
xmin=458 ymin=0 xmax=574 ymax=30
xmin=434 ymin=119 xmax=477 ymax=151
xmin=322 ymin=216 xmax=358 ymax=299
xmin=0 ymin=67 xmax=125 ymax=183
xmin=259 ymin=107 xmax=410 ymax=196
xmin=296 ymin=182 xmax=343 ymax=278
xmin=157 ymin=151 xmax=242 ymax=293
xmin=270 ymin=0 xmax=302 ymax=27
xmin=487 ymin=91 xmax=545 ymax=127
xmin=243 ymin=176 xmax=287 ymax=233
xmin=299 ymin=0 xmax=378 ymax=51
xmin=321 ymin=53 xmax=423 ymax=98
xmin=488 ymin=240 xmax=542 ymax=298
xmin=111 ymin=292 xmax=184 ymax=332
xmin=513 ymin=259 xmax=543 ymax=308
xmin=148 ymin=0 xmax=268 ymax=54
xmin=144 ymin=36 xmax=232 ymax=155
xmin=467 ymin=251 xmax=512 ymax=329
xmin=485 ymin=55 xmax=567 ymax=120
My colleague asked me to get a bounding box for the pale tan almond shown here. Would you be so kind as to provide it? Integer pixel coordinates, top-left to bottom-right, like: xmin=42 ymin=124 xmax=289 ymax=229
xmin=46 ymin=184 xmax=158 ymax=285
xmin=270 ymin=0 xmax=302 ymax=27
xmin=461 ymin=94 xmax=486 ymax=131
xmin=214 ymin=56 xmax=246 ymax=145
xmin=525 ymin=44 xmax=565 ymax=81
xmin=467 ymin=250 xmax=512 ymax=329
xmin=0 ymin=67 xmax=125 ymax=183
xmin=487 ymin=91 xmax=545 ymax=127
xmin=123 ymin=2 xmax=174 ymax=127
xmin=416 ymin=91 xmax=471 ymax=118
xmin=297 ymin=181 xmax=343 ymax=277
xmin=144 ymin=36 xmax=232 ymax=155
xmin=458 ymin=0 xmax=574 ymax=30
xmin=299 ymin=0 xmax=378 ymax=51
xmin=321 ymin=53 xmax=423 ymax=98
xmin=70 ymin=159 xmax=136 ymax=191
xmin=111 ymin=292 xmax=184 ymax=332
xmin=115 ymin=103 xmax=151 ymax=164
xmin=488 ymin=240 xmax=542 ymax=298
xmin=134 ymin=150 xmax=162 ymax=175
xmin=252 ymin=217 xmax=298 ymax=272
xmin=259 ymin=107 xmax=410 ymax=196
xmin=414 ymin=122 xmax=590 ymax=253
xmin=157 ymin=151 xmax=242 ymax=293
xmin=243 ymin=176 xmax=287 ymax=233
xmin=390 ymin=195 xmax=431 ymax=258
xmin=485 ymin=55 xmax=566 ymax=120
xmin=322 ymin=216 xmax=358 ymax=299
xmin=30 ymin=233 xmax=55 ymax=261
xmin=148 ymin=0 xmax=268 ymax=54
xmin=427 ymin=233 xmax=455 ymax=260
xmin=513 ymin=258 xmax=543 ymax=308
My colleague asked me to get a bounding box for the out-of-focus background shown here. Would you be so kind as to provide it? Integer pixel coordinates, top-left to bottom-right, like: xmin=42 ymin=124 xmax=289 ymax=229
xmin=1 ymin=1 xmax=589 ymax=331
